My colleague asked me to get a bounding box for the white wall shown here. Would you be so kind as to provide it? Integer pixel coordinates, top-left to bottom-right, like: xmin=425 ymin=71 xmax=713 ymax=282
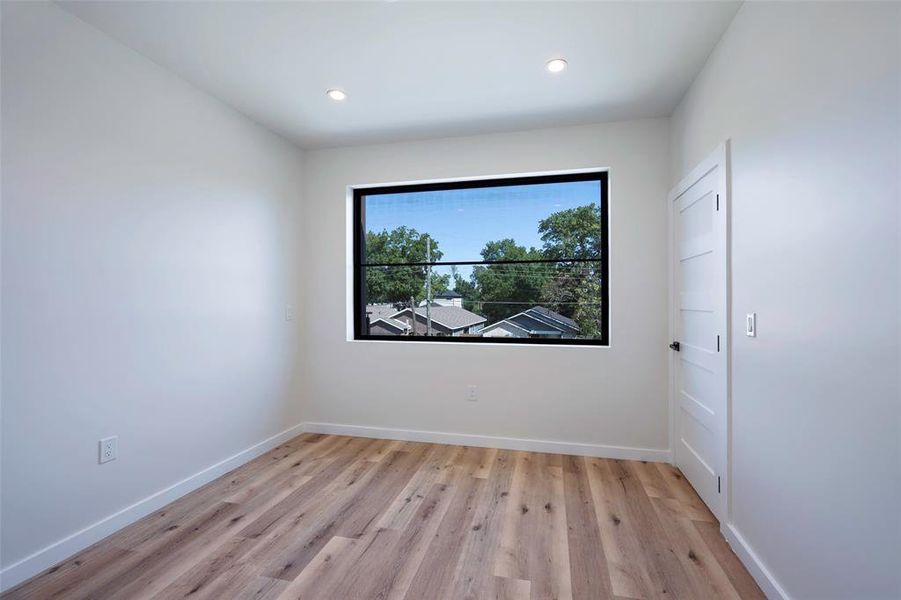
xmin=300 ymin=119 xmax=671 ymax=454
xmin=1 ymin=1 xmax=304 ymax=582
xmin=671 ymin=3 xmax=901 ymax=598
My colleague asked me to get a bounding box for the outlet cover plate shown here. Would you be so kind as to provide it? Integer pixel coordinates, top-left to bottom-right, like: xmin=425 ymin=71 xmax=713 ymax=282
xmin=99 ymin=436 xmax=118 ymax=464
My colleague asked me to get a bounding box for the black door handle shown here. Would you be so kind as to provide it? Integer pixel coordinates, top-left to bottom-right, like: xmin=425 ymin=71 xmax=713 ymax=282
xmin=669 ymin=341 xmax=681 ymax=351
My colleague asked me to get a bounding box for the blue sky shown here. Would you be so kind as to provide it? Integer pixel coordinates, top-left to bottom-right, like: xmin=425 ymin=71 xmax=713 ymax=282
xmin=365 ymin=180 xmax=600 ymax=280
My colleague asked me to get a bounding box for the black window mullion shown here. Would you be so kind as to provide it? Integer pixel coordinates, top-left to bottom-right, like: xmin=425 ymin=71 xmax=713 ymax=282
xmin=359 ymin=258 xmax=603 ymax=268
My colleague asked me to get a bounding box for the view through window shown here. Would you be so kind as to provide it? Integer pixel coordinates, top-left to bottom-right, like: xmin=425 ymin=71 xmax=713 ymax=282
xmin=353 ymin=172 xmax=608 ymax=345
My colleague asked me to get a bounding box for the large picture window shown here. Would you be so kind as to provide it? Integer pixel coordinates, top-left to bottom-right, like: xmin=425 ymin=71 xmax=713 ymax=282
xmin=353 ymin=171 xmax=608 ymax=345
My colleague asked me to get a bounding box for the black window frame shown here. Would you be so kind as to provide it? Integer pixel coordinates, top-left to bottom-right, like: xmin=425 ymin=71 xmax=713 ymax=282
xmin=353 ymin=170 xmax=609 ymax=346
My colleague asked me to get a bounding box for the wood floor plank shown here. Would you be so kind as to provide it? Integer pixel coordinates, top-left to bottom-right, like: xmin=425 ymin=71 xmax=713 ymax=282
xmin=493 ymin=451 xmax=532 ymax=581
xmin=631 ymin=460 xmax=675 ymax=500
xmin=488 ymin=576 xmax=531 ymax=600
xmin=235 ymin=457 xmax=377 ymax=574
xmin=153 ymin=535 xmax=258 ymax=599
xmin=585 ymin=457 xmax=654 ymax=599
xmin=403 ymin=475 xmax=485 ymax=599
xmin=311 ymin=527 xmax=405 ymax=599
xmin=608 ymin=460 xmax=695 ymax=599
xmin=366 ymin=481 xmax=458 ymax=600
xmin=274 ymin=535 xmax=357 ymax=599
xmin=222 ymin=441 xmax=322 ymax=505
xmin=527 ymin=453 xmax=573 ymax=600
xmin=233 ymin=576 xmax=288 ymax=600
xmin=453 ymin=445 xmax=497 ymax=480
xmin=449 ymin=449 xmax=517 ymax=600
xmin=649 ymin=496 xmax=740 ymax=599
xmin=377 ymin=443 xmax=459 ymax=531
xmin=3 ymin=435 xmax=764 ymax=600
xmin=563 ymin=455 xmax=614 ymax=600
xmin=693 ymin=521 xmax=766 ymax=600
xmin=263 ymin=449 xmax=424 ymax=581
xmin=361 ymin=438 xmax=404 ymax=462
xmin=334 ymin=449 xmax=427 ymax=538
xmin=1 ymin=543 xmax=140 ymax=600
xmin=654 ymin=462 xmax=716 ymax=523
xmin=235 ymin=437 xmax=376 ymax=540
xmin=92 ymin=502 xmax=246 ymax=599
xmin=473 ymin=447 xmax=499 ymax=479
xmin=493 ymin=451 xmax=573 ymax=598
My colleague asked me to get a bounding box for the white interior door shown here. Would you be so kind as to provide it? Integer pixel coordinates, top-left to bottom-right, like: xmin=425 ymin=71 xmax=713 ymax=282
xmin=669 ymin=143 xmax=729 ymax=522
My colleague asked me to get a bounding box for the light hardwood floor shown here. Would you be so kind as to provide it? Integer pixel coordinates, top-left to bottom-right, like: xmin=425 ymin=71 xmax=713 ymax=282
xmin=4 ymin=434 xmax=764 ymax=599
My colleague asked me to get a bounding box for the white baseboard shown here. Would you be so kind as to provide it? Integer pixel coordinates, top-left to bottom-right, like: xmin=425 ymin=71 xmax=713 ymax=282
xmin=302 ymin=422 xmax=672 ymax=462
xmin=723 ymin=523 xmax=790 ymax=600
xmin=0 ymin=422 xmax=305 ymax=593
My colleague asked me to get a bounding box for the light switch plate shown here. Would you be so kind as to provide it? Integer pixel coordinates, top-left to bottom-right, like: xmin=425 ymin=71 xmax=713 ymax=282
xmin=746 ymin=313 xmax=757 ymax=337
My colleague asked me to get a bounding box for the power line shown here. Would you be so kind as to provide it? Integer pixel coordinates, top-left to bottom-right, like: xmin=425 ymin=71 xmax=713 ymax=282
xmin=465 ymin=301 xmax=602 ymax=305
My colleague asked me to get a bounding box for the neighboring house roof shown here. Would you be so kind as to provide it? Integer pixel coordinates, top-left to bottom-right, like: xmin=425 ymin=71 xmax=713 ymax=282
xmin=528 ymin=306 xmax=579 ymax=332
xmin=366 ymin=303 xmax=402 ymax=321
xmin=511 ymin=310 xmax=579 ymax=335
xmin=482 ymin=319 xmax=531 ymax=337
xmin=392 ymin=306 xmax=486 ymax=331
xmin=483 ymin=306 xmax=581 ymax=336
xmin=369 ymin=317 xmax=410 ymax=333
xmin=508 ymin=313 xmax=565 ymax=335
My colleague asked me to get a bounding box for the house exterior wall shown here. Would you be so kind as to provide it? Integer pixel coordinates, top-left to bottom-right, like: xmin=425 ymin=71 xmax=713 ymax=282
xmin=482 ymin=322 xmax=528 ymax=338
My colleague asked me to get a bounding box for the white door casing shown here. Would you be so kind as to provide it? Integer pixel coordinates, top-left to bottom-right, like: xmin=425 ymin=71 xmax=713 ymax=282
xmin=668 ymin=142 xmax=729 ymax=523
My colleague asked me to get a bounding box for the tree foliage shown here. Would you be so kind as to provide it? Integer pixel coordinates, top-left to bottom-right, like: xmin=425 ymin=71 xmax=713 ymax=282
xmin=538 ymin=204 xmax=601 ymax=259
xmin=535 ymin=203 xmax=603 ymax=335
xmin=470 ymin=239 xmax=548 ymax=323
xmin=364 ymin=227 xmax=448 ymax=305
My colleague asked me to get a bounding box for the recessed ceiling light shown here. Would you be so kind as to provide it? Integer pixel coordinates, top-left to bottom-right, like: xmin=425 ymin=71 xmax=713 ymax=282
xmin=545 ymin=58 xmax=568 ymax=74
xmin=326 ymin=89 xmax=347 ymax=101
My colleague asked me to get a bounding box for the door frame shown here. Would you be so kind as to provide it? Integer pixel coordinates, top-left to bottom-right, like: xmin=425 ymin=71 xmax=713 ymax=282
xmin=667 ymin=141 xmax=731 ymax=524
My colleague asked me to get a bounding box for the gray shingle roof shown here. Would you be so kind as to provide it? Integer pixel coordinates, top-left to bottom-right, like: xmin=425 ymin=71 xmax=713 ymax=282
xmin=366 ymin=303 xmax=402 ymax=321
xmin=370 ymin=316 xmax=410 ymax=332
xmin=526 ymin=306 xmax=580 ymax=332
xmin=484 ymin=306 xmax=581 ymax=336
xmin=509 ymin=313 xmax=565 ymax=334
xmin=392 ymin=306 xmax=486 ymax=330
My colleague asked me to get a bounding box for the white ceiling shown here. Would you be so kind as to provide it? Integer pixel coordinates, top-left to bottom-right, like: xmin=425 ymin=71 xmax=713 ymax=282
xmin=61 ymin=1 xmax=740 ymax=150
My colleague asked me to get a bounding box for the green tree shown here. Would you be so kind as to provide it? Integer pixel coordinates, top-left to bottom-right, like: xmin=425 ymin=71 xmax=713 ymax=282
xmin=537 ymin=204 xmax=601 ymax=259
xmin=471 ymin=239 xmax=548 ymax=323
xmin=570 ymin=272 xmax=602 ymax=338
xmin=364 ymin=227 xmax=448 ymax=305
xmin=537 ymin=204 xmax=603 ymax=336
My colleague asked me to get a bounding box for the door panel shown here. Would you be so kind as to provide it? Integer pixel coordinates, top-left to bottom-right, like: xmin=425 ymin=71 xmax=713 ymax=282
xmin=670 ymin=146 xmax=728 ymax=522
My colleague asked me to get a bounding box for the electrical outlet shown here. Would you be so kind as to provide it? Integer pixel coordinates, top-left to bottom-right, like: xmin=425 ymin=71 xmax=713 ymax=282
xmin=285 ymin=305 xmax=294 ymax=322
xmin=99 ymin=436 xmax=118 ymax=464
xmin=466 ymin=385 xmax=478 ymax=402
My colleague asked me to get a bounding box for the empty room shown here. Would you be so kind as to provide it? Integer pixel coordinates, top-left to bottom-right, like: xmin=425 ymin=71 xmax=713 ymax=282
xmin=1 ymin=1 xmax=899 ymax=599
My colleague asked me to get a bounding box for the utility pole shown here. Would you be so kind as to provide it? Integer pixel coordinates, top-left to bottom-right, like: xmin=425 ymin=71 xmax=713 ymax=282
xmin=425 ymin=237 xmax=432 ymax=336
xmin=409 ymin=296 xmax=416 ymax=336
